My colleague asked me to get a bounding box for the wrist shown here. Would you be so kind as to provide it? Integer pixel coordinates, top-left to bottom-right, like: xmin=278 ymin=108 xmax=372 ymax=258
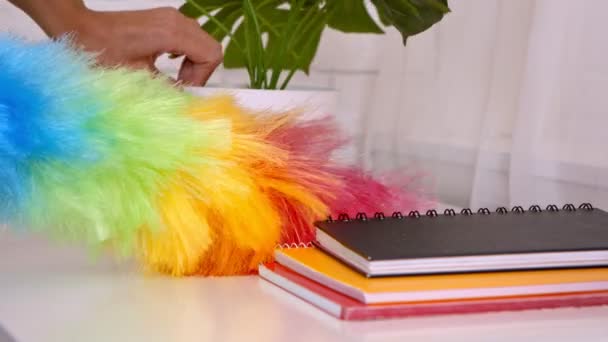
xmin=25 ymin=1 xmax=92 ymax=38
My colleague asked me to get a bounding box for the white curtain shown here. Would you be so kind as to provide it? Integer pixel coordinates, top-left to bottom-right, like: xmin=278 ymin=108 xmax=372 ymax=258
xmin=363 ymin=0 xmax=608 ymax=210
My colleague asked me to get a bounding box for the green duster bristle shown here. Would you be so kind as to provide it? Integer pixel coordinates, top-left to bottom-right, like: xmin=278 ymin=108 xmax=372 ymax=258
xmin=27 ymin=68 xmax=230 ymax=254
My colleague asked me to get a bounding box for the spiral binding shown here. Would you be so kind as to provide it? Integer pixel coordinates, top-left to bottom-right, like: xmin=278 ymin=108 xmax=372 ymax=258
xmin=276 ymin=241 xmax=314 ymax=249
xmin=325 ymin=203 xmax=594 ymax=223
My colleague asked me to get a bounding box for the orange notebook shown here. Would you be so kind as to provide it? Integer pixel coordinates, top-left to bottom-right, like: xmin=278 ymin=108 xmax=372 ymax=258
xmin=260 ymin=262 xmax=608 ymax=320
xmin=274 ymin=247 xmax=608 ymax=304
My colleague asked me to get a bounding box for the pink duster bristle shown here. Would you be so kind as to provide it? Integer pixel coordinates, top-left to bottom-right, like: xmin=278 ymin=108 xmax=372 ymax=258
xmin=265 ymin=115 xmax=431 ymax=245
xmin=2 ymin=36 xmax=433 ymax=277
xmin=324 ymin=167 xmax=429 ymax=217
xmin=266 ymin=116 xmax=348 ymax=159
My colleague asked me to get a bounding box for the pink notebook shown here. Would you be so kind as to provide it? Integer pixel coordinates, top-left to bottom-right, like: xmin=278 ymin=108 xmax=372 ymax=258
xmin=259 ymin=262 xmax=608 ymax=321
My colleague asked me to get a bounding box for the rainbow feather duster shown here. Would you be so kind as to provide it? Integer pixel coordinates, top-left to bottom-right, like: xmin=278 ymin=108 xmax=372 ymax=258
xmin=0 ymin=36 xmax=429 ymax=276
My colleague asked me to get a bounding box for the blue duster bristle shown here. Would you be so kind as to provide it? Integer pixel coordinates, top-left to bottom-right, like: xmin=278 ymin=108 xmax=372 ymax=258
xmin=0 ymin=36 xmax=103 ymax=220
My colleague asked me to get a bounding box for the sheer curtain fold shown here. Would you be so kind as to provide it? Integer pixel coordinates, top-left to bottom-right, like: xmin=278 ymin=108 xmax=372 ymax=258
xmin=365 ymin=0 xmax=608 ymax=210
xmin=510 ymin=0 xmax=608 ymax=209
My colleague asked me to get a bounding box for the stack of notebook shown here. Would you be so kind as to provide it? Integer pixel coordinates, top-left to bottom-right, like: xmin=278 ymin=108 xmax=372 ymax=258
xmin=259 ymin=203 xmax=608 ymax=320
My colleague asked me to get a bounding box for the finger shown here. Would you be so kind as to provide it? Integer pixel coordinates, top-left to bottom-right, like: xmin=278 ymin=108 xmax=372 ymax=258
xmin=176 ymin=31 xmax=222 ymax=86
xmin=127 ymin=58 xmax=179 ymax=86
xmin=178 ymin=56 xmax=218 ymax=86
xmin=160 ymin=12 xmax=223 ymax=86
xmin=124 ymin=60 xmax=159 ymax=74
xmin=178 ymin=17 xmax=223 ymax=86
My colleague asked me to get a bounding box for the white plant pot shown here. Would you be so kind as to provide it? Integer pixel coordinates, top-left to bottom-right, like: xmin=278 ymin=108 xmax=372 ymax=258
xmin=186 ymin=87 xmax=338 ymax=120
xmin=186 ymin=86 xmax=361 ymax=164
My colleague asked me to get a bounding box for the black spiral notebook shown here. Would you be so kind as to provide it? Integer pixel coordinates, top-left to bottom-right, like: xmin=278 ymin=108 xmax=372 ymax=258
xmin=314 ymin=204 xmax=608 ymax=277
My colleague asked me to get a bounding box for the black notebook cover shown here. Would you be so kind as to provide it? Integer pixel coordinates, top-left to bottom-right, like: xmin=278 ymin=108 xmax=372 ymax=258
xmin=314 ymin=204 xmax=608 ymax=275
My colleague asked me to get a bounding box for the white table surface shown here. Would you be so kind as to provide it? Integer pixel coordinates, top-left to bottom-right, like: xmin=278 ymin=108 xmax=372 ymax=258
xmin=2 ymin=206 xmax=608 ymax=342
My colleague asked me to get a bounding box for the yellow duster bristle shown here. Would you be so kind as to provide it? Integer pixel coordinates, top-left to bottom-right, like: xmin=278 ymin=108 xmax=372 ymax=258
xmin=138 ymin=95 xmax=333 ymax=276
xmin=139 ymin=163 xmax=283 ymax=276
xmin=137 ymin=171 xmax=213 ymax=275
xmin=138 ymin=97 xmax=284 ymax=275
xmin=2 ymin=37 xmax=427 ymax=277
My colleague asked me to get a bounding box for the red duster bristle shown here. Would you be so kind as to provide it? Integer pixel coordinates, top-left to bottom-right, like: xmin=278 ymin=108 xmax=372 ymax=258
xmin=265 ymin=115 xmax=431 ymax=245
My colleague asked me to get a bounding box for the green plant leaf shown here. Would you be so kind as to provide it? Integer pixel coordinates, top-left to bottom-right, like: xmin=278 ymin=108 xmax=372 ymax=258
xmin=418 ymin=0 xmax=450 ymax=13
xmin=179 ymin=0 xmax=238 ymax=18
xmin=280 ymin=9 xmax=326 ymax=74
xmin=224 ymin=4 xmax=325 ymax=74
xmin=180 ymin=0 xmax=449 ymax=89
xmin=373 ymin=2 xmax=392 ymax=26
xmin=223 ymin=25 xmax=247 ymax=68
xmin=327 ymin=0 xmax=383 ymax=34
xmin=200 ymin=4 xmax=242 ymax=43
xmin=280 ymin=11 xmax=326 ymax=88
xmin=292 ymin=13 xmax=326 ymax=73
xmin=267 ymin=0 xmax=305 ymax=89
xmin=243 ymin=0 xmax=267 ymax=88
xmin=370 ymin=0 xmax=450 ymax=44
xmin=179 ymin=2 xmax=201 ymax=17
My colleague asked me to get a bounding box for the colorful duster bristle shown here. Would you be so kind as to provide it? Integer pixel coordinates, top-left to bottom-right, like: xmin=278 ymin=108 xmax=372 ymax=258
xmin=0 ymin=36 xmax=429 ymax=276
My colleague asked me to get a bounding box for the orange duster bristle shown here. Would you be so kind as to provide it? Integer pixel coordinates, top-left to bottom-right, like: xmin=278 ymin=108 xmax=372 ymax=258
xmin=2 ymin=37 xmax=429 ymax=277
xmin=138 ymin=95 xmax=427 ymax=276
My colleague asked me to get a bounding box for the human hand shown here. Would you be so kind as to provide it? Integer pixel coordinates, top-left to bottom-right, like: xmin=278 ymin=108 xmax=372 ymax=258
xmin=10 ymin=1 xmax=223 ymax=86
xmin=71 ymin=7 xmax=223 ymax=85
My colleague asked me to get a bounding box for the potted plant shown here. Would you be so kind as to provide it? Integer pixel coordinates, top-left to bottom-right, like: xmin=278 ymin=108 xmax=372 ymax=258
xmin=181 ymin=0 xmax=450 ymax=116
